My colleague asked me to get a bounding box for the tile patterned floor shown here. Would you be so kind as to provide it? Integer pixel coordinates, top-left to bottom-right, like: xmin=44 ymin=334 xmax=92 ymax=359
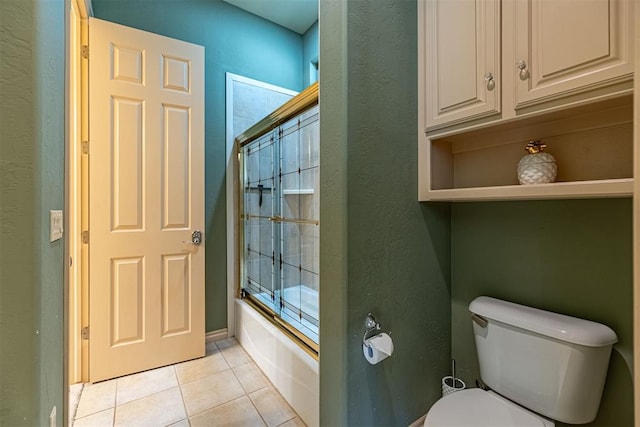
xmin=71 ymin=338 xmax=306 ymax=427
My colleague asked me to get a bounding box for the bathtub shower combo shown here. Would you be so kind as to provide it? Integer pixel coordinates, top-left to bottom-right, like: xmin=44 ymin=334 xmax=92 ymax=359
xmin=238 ymin=86 xmax=319 ymax=350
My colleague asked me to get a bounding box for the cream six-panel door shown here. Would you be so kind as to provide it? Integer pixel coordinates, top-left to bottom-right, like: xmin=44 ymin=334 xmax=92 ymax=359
xmin=88 ymin=18 xmax=205 ymax=382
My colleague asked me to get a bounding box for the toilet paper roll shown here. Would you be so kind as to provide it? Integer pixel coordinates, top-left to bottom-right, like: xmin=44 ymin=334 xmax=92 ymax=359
xmin=362 ymin=333 xmax=394 ymax=365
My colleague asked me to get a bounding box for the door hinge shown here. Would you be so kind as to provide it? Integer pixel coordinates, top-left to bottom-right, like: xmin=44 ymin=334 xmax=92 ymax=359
xmin=81 ymin=45 xmax=89 ymax=59
xmin=81 ymin=326 xmax=89 ymax=340
xmin=82 ymin=231 xmax=89 ymax=244
xmin=82 ymin=140 xmax=89 ymax=155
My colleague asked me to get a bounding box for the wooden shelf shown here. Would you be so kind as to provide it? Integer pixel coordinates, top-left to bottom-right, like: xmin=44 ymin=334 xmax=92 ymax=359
xmin=283 ymin=189 xmax=315 ymax=195
xmin=425 ymin=178 xmax=633 ymax=202
xmin=420 ymin=95 xmax=634 ymax=202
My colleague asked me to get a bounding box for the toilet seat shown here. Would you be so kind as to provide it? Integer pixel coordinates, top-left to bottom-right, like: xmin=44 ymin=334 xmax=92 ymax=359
xmin=424 ymin=388 xmax=554 ymax=427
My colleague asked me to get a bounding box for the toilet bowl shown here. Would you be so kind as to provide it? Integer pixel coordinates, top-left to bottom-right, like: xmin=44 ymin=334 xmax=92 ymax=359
xmin=424 ymin=388 xmax=554 ymax=427
xmin=422 ymin=296 xmax=617 ymax=426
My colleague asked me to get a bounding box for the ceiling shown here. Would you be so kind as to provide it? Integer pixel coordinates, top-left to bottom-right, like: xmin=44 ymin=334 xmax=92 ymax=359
xmin=222 ymin=0 xmax=318 ymax=35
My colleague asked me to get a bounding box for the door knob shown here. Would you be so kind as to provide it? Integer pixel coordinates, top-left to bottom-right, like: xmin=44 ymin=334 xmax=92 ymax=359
xmin=183 ymin=230 xmax=202 ymax=245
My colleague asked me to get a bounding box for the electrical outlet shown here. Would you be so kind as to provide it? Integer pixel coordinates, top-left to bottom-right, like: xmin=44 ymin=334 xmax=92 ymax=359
xmin=49 ymin=406 xmax=56 ymax=427
xmin=49 ymin=210 xmax=63 ymax=242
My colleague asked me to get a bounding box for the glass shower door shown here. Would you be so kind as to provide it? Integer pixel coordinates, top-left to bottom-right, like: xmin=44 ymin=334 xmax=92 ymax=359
xmin=242 ymin=131 xmax=278 ymax=311
xmin=279 ymin=107 xmax=319 ymax=344
xmin=241 ymin=105 xmax=319 ymax=347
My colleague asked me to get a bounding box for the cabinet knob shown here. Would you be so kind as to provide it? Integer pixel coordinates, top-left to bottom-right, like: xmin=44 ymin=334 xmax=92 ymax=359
xmin=484 ymin=73 xmax=495 ymax=91
xmin=517 ymin=60 xmax=530 ymax=81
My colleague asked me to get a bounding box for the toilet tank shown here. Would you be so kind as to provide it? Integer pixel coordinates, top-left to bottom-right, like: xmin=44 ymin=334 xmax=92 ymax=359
xmin=469 ymin=296 xmax=617 ymax=424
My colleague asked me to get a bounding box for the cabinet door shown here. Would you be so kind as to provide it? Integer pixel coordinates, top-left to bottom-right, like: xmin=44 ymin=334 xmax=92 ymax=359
xmin=423 ymin=0 xmax=501 ymax=130
xmin=512 ymin=0 xmax=633 ymax=109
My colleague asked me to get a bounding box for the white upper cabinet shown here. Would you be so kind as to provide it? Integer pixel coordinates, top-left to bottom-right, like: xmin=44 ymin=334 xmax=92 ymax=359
xmin=423 ymin=0 xmax=501 ymax=130
xmin=510 ymin=0 xmax=634 ymax=109
xmin=418 ymin=0 xmax=635 ymax=202
xmin=421 ymin=0 xmax=634 ymax=131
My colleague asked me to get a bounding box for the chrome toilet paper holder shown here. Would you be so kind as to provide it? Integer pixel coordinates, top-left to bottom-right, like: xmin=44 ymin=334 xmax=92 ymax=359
xmin=363 ymin=313 xmax=391 ymax=343
xmin=362 ymin=313 xmax=394 ymax=364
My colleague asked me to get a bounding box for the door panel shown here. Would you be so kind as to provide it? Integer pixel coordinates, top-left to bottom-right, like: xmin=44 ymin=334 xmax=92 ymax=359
xmin=161 ymin=254 xmax=191 ymax=336
xmin=111 ymin=257 xmax=144 ymax=345
xmin=424 ymin=0 xmax=501 ymax=129
xmin=162 ymin=105 xmax=190 ymax=229
xmin=89 ymin=17 xmax=205 ymax=382
xmin=513 ymin=0 xmax=633 ymax=108
xmin=111 ymin=97 xmax=144 ymax=231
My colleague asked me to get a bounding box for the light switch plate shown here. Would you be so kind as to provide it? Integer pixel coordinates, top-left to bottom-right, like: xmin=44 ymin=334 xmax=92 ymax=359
xmin=50 ymin=210 xmax=63 ymax=242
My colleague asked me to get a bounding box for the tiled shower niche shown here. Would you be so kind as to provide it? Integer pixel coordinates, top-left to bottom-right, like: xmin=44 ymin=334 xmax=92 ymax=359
xmin=242 ymin=105 xmax=319 ymax=344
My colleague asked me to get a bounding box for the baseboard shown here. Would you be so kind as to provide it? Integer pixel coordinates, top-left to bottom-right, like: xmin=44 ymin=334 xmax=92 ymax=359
xmin=205 ymin=329 xmax=228 ymax=342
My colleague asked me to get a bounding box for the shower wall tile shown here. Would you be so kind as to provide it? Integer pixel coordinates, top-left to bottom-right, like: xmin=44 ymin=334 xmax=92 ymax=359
xmin=299 ymin=105 xmax=319 ymax=122
xmin=282 ymin=263 xmax=301 ymax=290
xmin=259 ymin=256 xmax=274 ymax=292
xmin=246 ymin=254 xmax=259 ymax=284
xmin=267 ymin=91 xmax=293 ymax=110
xmin=233 ymin=118 xmax=255 ymax=139
xmin=281 ymin=133 xmax=299 ymax=175
xmin=302 ymin=270 xmax=319 ymax=294
xmin=281 ymin=172 xmax=300 ymax=194
xmin=282 ymin=196 xmax=300 ymax=219
xmin=300 ymin=123 xmax=319 ymax=170
xmin=247 ymin=222 xmax=260 ymax=253
xmin=245 ymin=153 xmax=259 ymax=186
xmin=300 ymin=168 xmax=317 ymax=192
xmin=259 ymin=220 xmax=273 ymax=256
xmin=282 ymin=222 xmax=301 ymax=267
xmin=245 ymin=193 xmax=260 ymax=217
xmin=233 ymin=82 xmax=269 ymax=121
xmin=258 ymin=147 xmax=273 ymax=183
xmin=301 ymin=225 xmax=319 ymax=274
xmin=259 ymin=192 xmax=274 ymax=218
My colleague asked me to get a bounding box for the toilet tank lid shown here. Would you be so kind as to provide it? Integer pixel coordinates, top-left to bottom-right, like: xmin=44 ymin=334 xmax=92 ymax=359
xmin=469 ymin=297 xmax=617 ymax=347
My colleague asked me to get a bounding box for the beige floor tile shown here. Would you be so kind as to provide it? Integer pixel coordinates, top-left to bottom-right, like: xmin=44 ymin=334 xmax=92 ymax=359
xmin=232 ymin=362 xmax=269 ymax=393
xmin=73 ymin=408 xmax=114 ymax=427
xmin=75 ymin=379 xmax=117 ymax=419
xmin=167 ymin=419 xmax=190 ymax=427
xmin=213 ymin=337 xmax=237 ymax=349
xmin=175 ymin=352 xmax=230 ymax=384
xmin=68 ymin=383 xmax=84 ymax=425
xmin=114 ymin=387 xmax=186 ymax=427
xmin=190 ymin=396 xmax=266 ymax=427
xmin=249 ymin=387 xmax=296 ymax=427
xmin=181 ymin=369 xmax=245 ymax=416
xmin=205 ymin=340 xmax=219 ymax=355
xmin=278 ymin=417 xmax=307 ymax=427
xmin=116 ymin=365 xmax=178 ymax=406
xmin=220 ymin=344 xmax=251 ymax=368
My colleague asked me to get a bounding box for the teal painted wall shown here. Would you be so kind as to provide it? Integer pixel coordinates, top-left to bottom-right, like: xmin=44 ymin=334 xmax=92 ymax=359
xmin=319 ymin=0 xmax=452 ymax=424
xmin=0 ymin=0 xmax=65 ymax=425
xmin=452 ymin=199 xmax=633 ymax=427
xmin=93 ymin=0 xmax=304 ymax=331
xmin=303 ymin=21 xmax=318 ymax=88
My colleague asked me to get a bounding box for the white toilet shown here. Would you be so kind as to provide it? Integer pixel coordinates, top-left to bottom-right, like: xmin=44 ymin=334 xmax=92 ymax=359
xmin=424 ymin=296 xmax=618 ymax=426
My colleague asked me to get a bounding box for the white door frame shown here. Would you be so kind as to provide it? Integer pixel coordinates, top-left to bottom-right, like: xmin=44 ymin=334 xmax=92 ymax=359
xmin=66 ymin=0 xmax=92 ymax=387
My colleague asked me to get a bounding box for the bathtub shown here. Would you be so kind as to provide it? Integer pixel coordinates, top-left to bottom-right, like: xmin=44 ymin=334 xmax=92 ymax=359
xmin=234 ymin=299 xmax=319 ymax=427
